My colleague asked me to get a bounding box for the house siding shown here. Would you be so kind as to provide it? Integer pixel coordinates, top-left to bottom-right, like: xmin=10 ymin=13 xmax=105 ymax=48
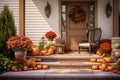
xmin=0 ymin=0 xmax=19 ymax=35
xmin=25 ymin=0 xmax=59 ymax=45
xmin=98 ymin=0 xmax=113 ymax=39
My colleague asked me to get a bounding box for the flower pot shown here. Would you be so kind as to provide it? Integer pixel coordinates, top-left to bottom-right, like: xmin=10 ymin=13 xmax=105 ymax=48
xmin=14 ymin=49 xmax=26 ymax=60
xmin=47 ymin=40 xmax=56 ymax=45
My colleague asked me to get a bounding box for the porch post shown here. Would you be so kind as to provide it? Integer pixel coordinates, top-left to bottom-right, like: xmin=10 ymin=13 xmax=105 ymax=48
xmin=19 ymin=0 xmax=25 ymax=35
xmin=113 ymin=0 xmax=119 ymax=37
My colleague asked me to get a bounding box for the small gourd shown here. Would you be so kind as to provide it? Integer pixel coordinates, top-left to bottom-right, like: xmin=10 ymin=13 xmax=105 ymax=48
xmin=104 ymin=57 xmax=112 ymax=63
xmin=92 ymin=65 xmax=99 ymax=70
xmin=90 ymin=58 xmax=97 ymax=62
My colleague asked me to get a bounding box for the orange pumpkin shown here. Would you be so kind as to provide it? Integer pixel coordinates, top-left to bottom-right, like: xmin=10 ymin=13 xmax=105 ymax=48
xmin=97 ymin=58 xmax=103 ymax=63
xmin=96 ymin=50 xmax=103 ymax=56
xmin=33 ymin=67 xmax=38 ymax=70
xmin=32 ymin=45 xmax=40 ymax=56
xmin=99 ymin=65 xmax=101 ymax=70
xmin=107 ymin=66 xmax=113 ymax=71
xmin=37 ymin=64 xmax=42 ymax=69
xmin=97 ymin=59 xmax=100 ymax=63
xmin=90 ymin=58 xmax=97 ymax=62
xmin=102 ymin=54 xmax=106 ymax=57
xmin=23 ymin=66 xmax=28 ymax=71
xmin=41 ymin=49 xmax=48 ymax=55
xmin=36 ymin=58 xmax=42 ymax=62
xmin=42 ymin=64 xmax=49 ymax=69
xmin=31 ymin=61 xmax=36 ymax=67
xmin=48 ymin=48 xmax=54 ymax=55
xmin=104 ymin=57 xmax=112 ymax=63
xmin=11 ymin=66 xmax=17 ymax=71
xmin=44 ymin=44 xmax=50 ymax=49
xmin=97 ymin=58 xmax=105 ymax=63
xmin=29 ymin=58 xmax=37 ymax=62
xmin=92 ymin=65 xmax=99 ymax=70
xmin=100 ymin=63 xmax=107 ymax=71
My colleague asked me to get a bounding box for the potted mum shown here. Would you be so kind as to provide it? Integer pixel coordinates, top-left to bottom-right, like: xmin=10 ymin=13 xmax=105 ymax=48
xmin=45 ymin=31 xmax=57 ymax=45
xmin=45 ymin=31 xmax=57 ymax=41
xmin=7 ymin=36 xmax=33 ymax=60
xmin=100 ymin=42 xmax=112 ymax=57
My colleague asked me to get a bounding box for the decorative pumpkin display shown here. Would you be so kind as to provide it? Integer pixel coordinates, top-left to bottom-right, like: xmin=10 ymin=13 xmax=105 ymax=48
xmin=114 ymin=43 xmax=120 ymax=49
xmin=103 ymin=57 xmax=112 ymax=63
xmin=37 ymin=64 xmax=42 ymax=69
xmin=33 ymin=67 xmax=38 ymax=70
xmin=90 ymin=58 xmax=97 ymax=62
xmin=107 ymin=65 xmax=113 ymax=71
xmin=23 ymin=66 xmax=28 ymax=71
xmin=100 ymin=63 xmax=107 ymax=71
xmin=44 ymin=44 xmax=50 ymax=50
xmin=97 ymin=58 xmax=105 ymax=63
xmin=29 ymin=58 xmax=37 ymax=62
xmin=41 ymin=45 xmax=55 ymax=55
xmin=26 ymin=59 xmax=36 ymax=67
xmin=36 ymin=58 xmax=42 ymax=62
xmin=99 ymin=65 xmax=102 ymax=70
xmin=96 ymin=50 xmax=103 ymax=56
xmin=31 ymin=45 xmax=40 ymax=56
xmin=11 ymin=66 xmax=17 ymax=71
xmin=114 ymin=51 xmax=120 ymax=59
xmin=92 ymin=65 xmax=99 ymax=70
xmin=42 ymin=64 xmax=49 ymax=69
xmin=97 ymin=58 xmax=100 ymax=63
xmin=48 ymin=48 xmax=54 ymax=54
xmin=41 ymin=49 xmax=48 ymax=55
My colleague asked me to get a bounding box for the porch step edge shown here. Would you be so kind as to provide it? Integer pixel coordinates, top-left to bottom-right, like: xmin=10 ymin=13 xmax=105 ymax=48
xmin=36 ymin=62 xmax=116 ymax=66
xmin=26 ymin=55 xmax=102 ymax=59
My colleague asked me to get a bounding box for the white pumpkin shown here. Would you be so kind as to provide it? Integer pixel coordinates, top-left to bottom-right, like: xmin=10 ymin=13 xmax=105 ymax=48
xmin=114 ymin=51 xmax=120 ymax=58
xmin=114 ymin=43 xmax=120 ymax=49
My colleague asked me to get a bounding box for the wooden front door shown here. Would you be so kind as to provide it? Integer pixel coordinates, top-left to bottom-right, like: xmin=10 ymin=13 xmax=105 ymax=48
xmin=66 ymin=2 xmax=89 ymax=50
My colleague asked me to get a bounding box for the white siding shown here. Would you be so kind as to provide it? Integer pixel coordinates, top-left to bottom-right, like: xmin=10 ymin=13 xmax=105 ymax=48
xmin=0 ymin=0 xmax=19 ymax=35
xmin=25 ymin=0 xmax=59 ymax=45
xmin=98 ymin=0 xmax=113 ymax=39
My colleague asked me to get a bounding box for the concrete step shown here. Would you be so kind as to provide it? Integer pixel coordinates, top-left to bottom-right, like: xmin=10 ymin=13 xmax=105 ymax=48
xmin=26 ymin=54 xmax=103 ymax=62
xmin=36 ymin=62 xmax=115 ymax=69
xmin=26 ymin=53 xmax=115 ymax=69
xmin=48 ymin=68 xmax=93 ymax=73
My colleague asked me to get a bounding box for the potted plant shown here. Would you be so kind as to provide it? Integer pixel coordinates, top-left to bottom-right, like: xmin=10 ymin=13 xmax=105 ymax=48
xmin=7 ymin=36 xmax=33 ymax=60
xmin=45 ymin=31 xmax=57 ymax=45
xmin=45 ymin=31 xmax=57 ymax=41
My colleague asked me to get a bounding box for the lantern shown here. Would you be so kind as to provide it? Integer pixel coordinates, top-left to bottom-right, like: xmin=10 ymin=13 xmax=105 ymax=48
xmin=105 ymin=1 xmax=112 ymax=18
xmin=55 ymin=43 xmax=65 ymax=54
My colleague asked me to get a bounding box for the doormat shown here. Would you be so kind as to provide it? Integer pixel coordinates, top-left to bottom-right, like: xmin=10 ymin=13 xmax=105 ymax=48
xmin=49 ymin=69 xmax=93 ymax=74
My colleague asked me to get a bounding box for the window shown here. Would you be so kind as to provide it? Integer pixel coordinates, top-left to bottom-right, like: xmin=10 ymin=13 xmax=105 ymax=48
xmin=61 ymin=3 xmax=66 ymax=43
xmin=89 ymin=1 xmax=95 ymax=29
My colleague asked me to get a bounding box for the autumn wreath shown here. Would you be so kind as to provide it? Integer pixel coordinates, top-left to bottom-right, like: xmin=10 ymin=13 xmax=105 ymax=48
xmin=68 ymin=7 xmax=86 ymax=24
